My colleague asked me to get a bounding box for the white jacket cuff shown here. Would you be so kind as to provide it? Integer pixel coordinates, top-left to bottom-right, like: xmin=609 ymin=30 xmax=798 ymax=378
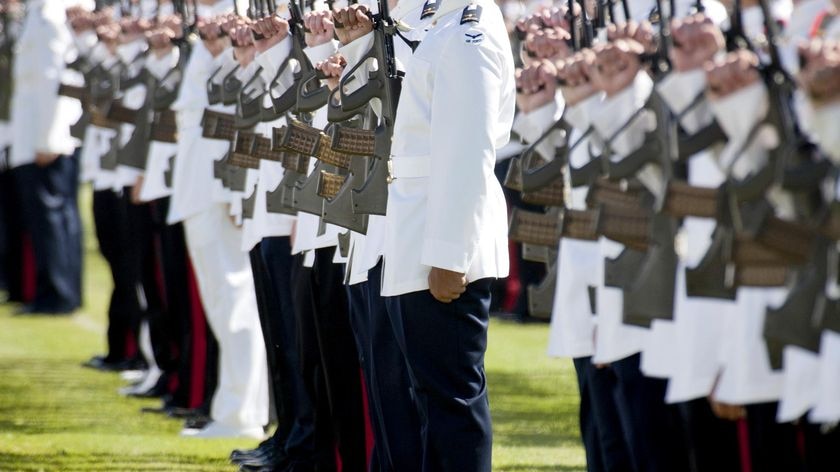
xmin=809 ymin=101 xmax=840 ymax=163
xmin=337 ymin=32 xmax=375 ymax=70
xmin=304 ymin=41 xmax=338 ymax=66
xmin=421 ymin=238 xmax=472 ymax=274
xmin=512 ymin=99 xmax=560 ymax=144
xmin=656 ymin=69 xmax=711 ymax=134
xmin=255 ymin=36 xmax=293 ymax=78
xmin=145 ymin=47 xmax=180 ymax=80
xmin=591 ymin=72 xmax=654 ymax=156
xmin=710 ymin=81 xmax=769 ymax=141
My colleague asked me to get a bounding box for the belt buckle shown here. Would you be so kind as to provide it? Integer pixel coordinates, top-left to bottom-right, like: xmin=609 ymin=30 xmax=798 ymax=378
xmin=386 ymin=158 xmax=395 ymax=184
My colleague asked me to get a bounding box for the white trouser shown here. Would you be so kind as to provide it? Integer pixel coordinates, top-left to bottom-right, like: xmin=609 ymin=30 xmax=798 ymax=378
xmin=184 ymin=202 xmax=268 ymax=430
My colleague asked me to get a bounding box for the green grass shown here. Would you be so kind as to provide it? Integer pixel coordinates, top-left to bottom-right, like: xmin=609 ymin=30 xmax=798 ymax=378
xmin=0 ymin=188 xmax=585 ymax=471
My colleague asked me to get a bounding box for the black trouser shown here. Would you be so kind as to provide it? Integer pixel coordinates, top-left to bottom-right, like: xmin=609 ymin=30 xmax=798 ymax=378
xmin=573 ymin=357 xmax=634 ymax=472
xmin=144 ymin=198 xmax=192 ymax=403
xmin=0 ymin=164 xmax=24 ymax=301
xmin=292 ymin=248 xmax=365 ymax=471
xmin=13 ymin=154 xmax=82 ymax=311
xmin=746 ymin=402 xmax=802 ymax=472
xmin=93 ymin=189 xmax=141 ymax=361
xmin=359 ymin=262 xmax=422 ymax=472
xmin=250 ymin=243 xmax=285 ymax=425
xmin=261 ymin=237 xmax=315 ymax=462
xmin=678 ymin=398 xmax=740 ymax=472
xmin=610 ymin=354 xmax=691 ymax=472
xmin=803 ymin=420 xmax=840 ymax=471
xmin=388 ymin=280 xmax=494 ymax=472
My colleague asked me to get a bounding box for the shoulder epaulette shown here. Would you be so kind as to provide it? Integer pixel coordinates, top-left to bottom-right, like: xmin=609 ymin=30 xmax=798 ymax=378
xmin=460 ymin=4 xmax=482 ymax=25
xmin=421 ymin=0 xmax=439 ymax=20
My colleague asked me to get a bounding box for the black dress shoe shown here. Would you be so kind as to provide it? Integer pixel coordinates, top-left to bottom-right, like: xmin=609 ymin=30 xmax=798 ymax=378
xmin=82 ymin=355 xmax=147 ymax=372
xmin=231 ymin=435 xmax=278 ymax=462
xmin=183 ymin=415 xmax=212 ymax=430
xmin=168 ymin=407 xmax=210 ymax=420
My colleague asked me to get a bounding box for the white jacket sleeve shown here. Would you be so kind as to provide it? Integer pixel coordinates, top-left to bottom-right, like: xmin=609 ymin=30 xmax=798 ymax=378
xmin=419 ymin=32 xmax=506 ymax=273
xmin=28 ymin=20 xmax=72 ymax=155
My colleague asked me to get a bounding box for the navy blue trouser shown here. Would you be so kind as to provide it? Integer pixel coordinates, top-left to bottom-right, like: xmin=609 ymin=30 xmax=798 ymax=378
xmin=573 ymin=357 xmax=635 ymax=472
xmin=13 ymin=153 xmax=82 ymax=311
xmin=610 ymin=354 xmax=690 ymax=472
xmin=746 ymin=402 xmax=801 ymax=472
xmin=0 ymin=163 xmax=24 ymax=301
xmin=347 ymin=263 xmax=422 ymax=472
xmin=259 ymin=237 xmax=316 ymax=462
xmin=387 ymin=279 xmax=493 ymax=472
xmin=293 ymin=248 xmax=366 ymax=471
xmin=678 ymin=398 xmax=740 ymax=472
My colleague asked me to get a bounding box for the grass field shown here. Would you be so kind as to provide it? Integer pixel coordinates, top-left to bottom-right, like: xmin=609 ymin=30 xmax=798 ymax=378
xmin=0 ymin=188 xmax=585 ymax=472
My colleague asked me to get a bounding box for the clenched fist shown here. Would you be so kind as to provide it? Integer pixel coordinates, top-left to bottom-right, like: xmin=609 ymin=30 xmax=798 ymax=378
xmin=429 ymin=267 xmax=467 ymax=304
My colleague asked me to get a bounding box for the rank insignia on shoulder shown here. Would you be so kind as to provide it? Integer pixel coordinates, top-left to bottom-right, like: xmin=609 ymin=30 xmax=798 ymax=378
xmin=421 ymin=0 xmax=439 ymax=20
xmin=460 ymin=4 xmax=482 ymax=24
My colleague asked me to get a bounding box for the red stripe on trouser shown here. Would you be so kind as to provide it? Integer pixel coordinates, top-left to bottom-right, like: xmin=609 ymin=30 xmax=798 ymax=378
xmin=186 ymin=257 xmax=207 ymax=409
xmin=125 ymin=329 xmax=138 ymax=359
xmin=20 ymin=232 xmax=36 ymax=303
xmin=738 ymin=418 xmax=752 ymax=472
xmin=503 ymin=240 xmax=522 ymax=312
xmin=334 ymin=369 xmax=375 ymax=472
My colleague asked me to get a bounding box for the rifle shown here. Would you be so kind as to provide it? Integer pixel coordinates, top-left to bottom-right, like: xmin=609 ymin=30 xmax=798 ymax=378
xmin=235 ymin=0 xmax=267 ymax=129
xmin=329 ymin=0 xmax=403 ymax=216
xmin=0 ymin=4 xmax=14 ymax=122
xmin=266 ymin=2 xmax=330 ymax=116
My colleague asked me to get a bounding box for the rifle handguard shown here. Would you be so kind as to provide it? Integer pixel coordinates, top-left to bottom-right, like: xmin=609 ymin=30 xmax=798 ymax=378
xmin=586 ymin=179 xmax=649 ymax=211
xmin=201 ymin=110 xmax=237 ymax=141
xmin=150 ymin=110 xmax=177 ymax=143
xmin=663 ymin=180 xmax=718 ymax=219
xmin=508 ymin=208 xmax=562 ymax=247
xmin=275 ymin=120 xmax=322 ymax=156
xmin=595 ymin=205 xmax=651 ymax=251
xmin=106 ymin=102 xmax=140 ymax=124
xmin=230 ymin=132 xmax=261 ymax=169
xmin=317 ymin=171 xmax=346 ymax=199
xmin=317 ymin=134 xmax=352 ymax=169
xmin=254 ymin=135 xmax=282 ymax=162
xmin=281 ymin=151 xmax=311 ymax=175
xmin=521 ymin=177 xmax=565 ymax=207
xmin=329 ymin=125 xmax=377 ymax=156
xmin=89 ymin=109 xmax=120 ymax=129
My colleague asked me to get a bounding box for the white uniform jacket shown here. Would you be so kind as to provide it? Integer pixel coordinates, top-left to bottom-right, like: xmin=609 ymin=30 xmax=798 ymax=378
xmin=10 ymin=0 xmax=81 ymax=168
xmin=381 ymin=0 xmax=516 ymax=296
xmin=336 ymin=1 xmax=429 ymax=285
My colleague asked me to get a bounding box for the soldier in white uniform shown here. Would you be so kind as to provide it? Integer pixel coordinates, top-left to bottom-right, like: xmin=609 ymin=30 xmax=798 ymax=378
xmin=9 ymin=0 xmax=84 ymax=315
xmin=167 ymin=0 xmax=269 ymax=440
xmin=370 ymin=0 xmax=515 ymax=469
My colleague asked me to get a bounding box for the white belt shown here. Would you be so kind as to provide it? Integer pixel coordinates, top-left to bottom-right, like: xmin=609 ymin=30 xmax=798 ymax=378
xmin=389 ymin=155 xmax=430 ymax=179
